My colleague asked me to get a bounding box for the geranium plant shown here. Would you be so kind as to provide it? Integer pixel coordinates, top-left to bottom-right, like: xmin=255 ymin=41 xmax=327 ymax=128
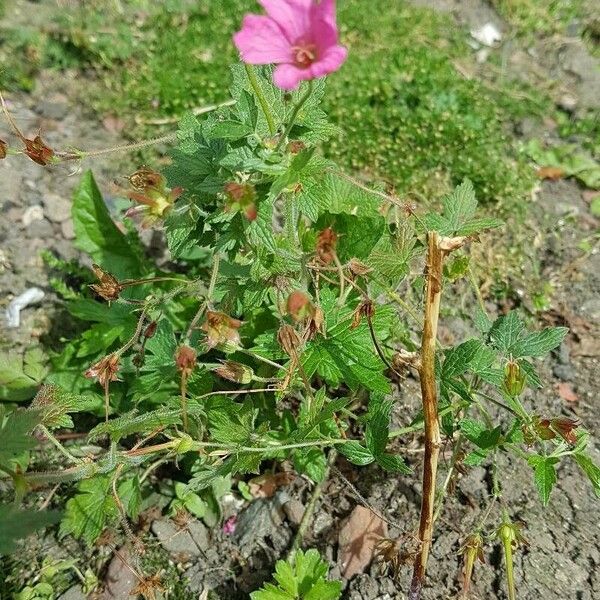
xmin=1 ymin=1 xmax=598 ymax=598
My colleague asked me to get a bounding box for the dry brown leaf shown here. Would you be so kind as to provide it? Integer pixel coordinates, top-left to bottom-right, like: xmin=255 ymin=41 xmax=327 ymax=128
xmin=536 ymin=166 xmax=565 ymax=181
xmin=248 ymin=472 xmax=296 ymax=498
xmin=338 ymin=506 xmax=387 ymax=580
xmin=557 ymin=382 xmax=578 ymax=403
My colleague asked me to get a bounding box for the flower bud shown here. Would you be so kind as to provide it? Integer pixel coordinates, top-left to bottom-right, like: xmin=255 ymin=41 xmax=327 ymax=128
xmin=0 ymin=138 xmax=7 ymax=159
xmin=286 ymin=140 xmax=306 ymax=154
xmin=502 ymin=360 xmax=526 ymax=397
xmin=214 ymin=360 xmax=254 ymax=384
xmin=143 ymin=321 xmax=158 ymax=339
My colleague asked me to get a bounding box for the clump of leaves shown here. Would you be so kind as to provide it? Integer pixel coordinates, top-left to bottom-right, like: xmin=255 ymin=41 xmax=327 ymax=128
xmin=251 ymin=549 xmax=342 ymax=600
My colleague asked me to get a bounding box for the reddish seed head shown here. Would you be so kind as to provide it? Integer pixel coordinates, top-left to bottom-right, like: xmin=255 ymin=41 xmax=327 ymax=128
xmin=286 ymin=291 xmax=315 ymax=322
xmin=316 ymin=227 xmax=338 ymax=264
xmin=175 ymin=345 xmax=197 ymax=377
xmin=224 ymin=182 xmax=257 ymax=221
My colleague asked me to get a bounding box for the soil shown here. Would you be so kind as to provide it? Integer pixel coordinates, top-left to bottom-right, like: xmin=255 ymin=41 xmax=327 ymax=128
xmin=1 ymin=1 xmax=599 ymax=599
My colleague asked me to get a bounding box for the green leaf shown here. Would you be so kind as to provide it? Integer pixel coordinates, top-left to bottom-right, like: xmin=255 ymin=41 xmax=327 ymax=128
xmin=0 ymin=407 xmax=42 ymax=463
xmin=422 ymin=180 xmax=502 ymax=236
xmin=488 ymin=312 xmax=568 ymax=360
xmin=60 ymin=476 xmax=118 ymax=544
xmin=72 ymin=171 xmax=142 ymax=278
xmin=88 ymin=407 xmax=184 ymax=442
xmin=0 ymin=507 xmax=61 ymax=555
xmin=528 ymin=455 xmax=559 ymax=506
xmin=31 ymin=385 xmax=99 ymax=429
xmin=301 ymin=290 xmax=392 ymax=393
xmin=118 ymin=476 xmax=142 ymax=521
xmin=293 ymin=448 xmax=327 ymax=483
xmin=338 ymin=441 xmax=375 ymax=466
xmin=511 ymin=327 xmax=568 ymax=358
xmin=573 ymin=453 xmax=600 ymax=498
xmin=0 ymin=349 xmax=48 ymax=402
xmin=251 ymin=549 xmax=341 ymax=600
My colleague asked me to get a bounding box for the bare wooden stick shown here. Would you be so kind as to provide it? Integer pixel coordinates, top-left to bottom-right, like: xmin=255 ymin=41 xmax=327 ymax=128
xmin=409 ymin=231 xmax=444 ymax=600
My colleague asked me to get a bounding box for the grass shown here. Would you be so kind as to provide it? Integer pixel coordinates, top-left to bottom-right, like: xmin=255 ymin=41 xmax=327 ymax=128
xmin=1 ymin=0 xmax=546 ymax=205
xmin=490 ymin=0 xmax=586 ymax=37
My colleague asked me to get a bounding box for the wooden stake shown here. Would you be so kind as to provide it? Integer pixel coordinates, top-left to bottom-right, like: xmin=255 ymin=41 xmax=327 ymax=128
xmin=409 ymin=231 xmax=444 ymax=600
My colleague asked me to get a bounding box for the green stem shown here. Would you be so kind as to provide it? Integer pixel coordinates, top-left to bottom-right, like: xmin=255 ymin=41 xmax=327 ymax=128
xmin=275 ymin=81 xmax=313 ymax=151
xmin=389 ymin=404 xmax=455 ymax=438
xmin=39 ymin=425 xmax=84 ymax=465
xmin=245 ymin=64 xmax=276 ymax=136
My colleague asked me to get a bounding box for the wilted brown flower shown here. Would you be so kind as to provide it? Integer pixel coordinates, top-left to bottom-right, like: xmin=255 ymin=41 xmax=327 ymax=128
xmin=85 ymin=353 xmax=120 ymax=387
xmin=352 ymin=298 xmax=375 ymax=329
xmin=286 ymin=140 xmax=306 ymax=154
xmin=24 ymin=135 xmax=54 ymax=166
xmin=348 ymin=258 xmax=372 ymax=278
xmin=214 ymin=360 xmax=254 ymax=384
xmin=130 ymin=574 xmax=164 ymax=600
xmin=316 ymin=227 xmax=338 ymax=264
xmin=306 ymin=306 xmax=325 ymax=339
xmin=277 ymin=323 xmax=301 ymax=356
xmin=201 ymin=311 xmax=242 ymax=351
xmin=532 ymin=416 xmax=580 ymax=445
xmin=224 ymin=182 xmax=257 ymax=221
xmin=0 ymin=138 xmax=7 ymax=159
xmin=89 ymin=264 xmax=123 ymax=302
xmin=175 ymin=345 xmax=197 ymax=378
xmin=125 ymin=167 xmax=182 ymax=228
xmin=128 ymin=166 xmax=164 ymax=190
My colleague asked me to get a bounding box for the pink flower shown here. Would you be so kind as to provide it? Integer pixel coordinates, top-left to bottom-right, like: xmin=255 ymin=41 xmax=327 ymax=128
xmin=233 ymin=0 xmax=348 ymax=90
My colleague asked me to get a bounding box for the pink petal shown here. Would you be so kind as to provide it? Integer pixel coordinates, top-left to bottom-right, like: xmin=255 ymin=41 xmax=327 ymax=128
xmin=259 ymin=0 xmax=313 ymax=42
xmin=313 ymin=0 xmax=338 ymax=30
xmin=233 ymin=14 xmax=292 ymax=64
xmin=309 ymin=44 xmax=348 ymax=79
xmin=273 ymin=63 xmax=305 ymax=90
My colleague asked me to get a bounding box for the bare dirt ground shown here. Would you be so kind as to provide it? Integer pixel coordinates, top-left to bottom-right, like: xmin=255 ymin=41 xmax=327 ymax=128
xmin=1 ymin=1 xmax=599 ymax=599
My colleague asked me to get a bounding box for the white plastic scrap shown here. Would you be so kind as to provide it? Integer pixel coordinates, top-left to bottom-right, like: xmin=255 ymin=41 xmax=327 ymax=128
xmin=5 ymin=287 xmax=45 ymax=328
xmin=470 ymin=23 xmax=502 ymax=47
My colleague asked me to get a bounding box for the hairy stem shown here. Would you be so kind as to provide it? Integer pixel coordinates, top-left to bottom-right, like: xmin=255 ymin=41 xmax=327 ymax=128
xmin=39 ymin=425 xmax=83 ymax=465
xmin=410 ymin=231 xmax=444 ymax=600
xmin=275 ymin=81 xmax=313 ymax=151
xmin=245 ymin=64 xmax=276 ymax=136
xmin=290 ymin=450 xmax=337 ymax=556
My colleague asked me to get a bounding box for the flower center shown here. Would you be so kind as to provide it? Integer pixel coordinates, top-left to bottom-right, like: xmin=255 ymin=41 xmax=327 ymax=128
xmin=292 ymin=41 xmax=318 ymax=68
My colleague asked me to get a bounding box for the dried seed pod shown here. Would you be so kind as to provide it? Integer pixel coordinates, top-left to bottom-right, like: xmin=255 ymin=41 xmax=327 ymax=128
xmin=24 ymin=135 xmax=54 ymax=166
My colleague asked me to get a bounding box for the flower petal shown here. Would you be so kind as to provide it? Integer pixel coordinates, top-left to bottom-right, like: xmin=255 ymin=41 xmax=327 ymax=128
xmin=259 ymin=0 xmax=313 ymax=42
xmin=273 ymin=63 xmax=305 ymax=90
xmin=233 ymin=14 xmax=292 ymax=64
xmin=309 ymin=44 xmax=348 ymax=79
